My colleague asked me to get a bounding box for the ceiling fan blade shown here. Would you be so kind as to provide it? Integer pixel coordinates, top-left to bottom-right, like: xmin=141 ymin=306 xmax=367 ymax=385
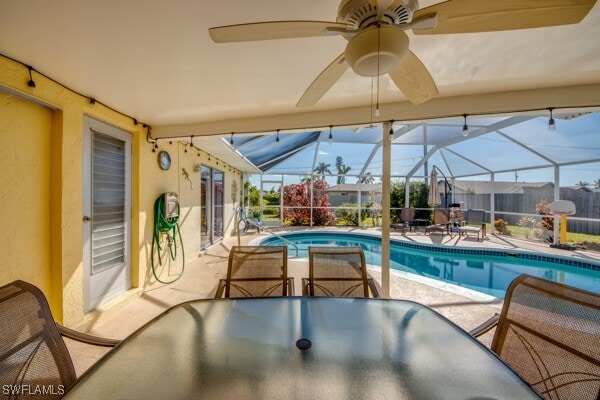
xmin=388 ymin=50 xmax=439 ymax=105
xmin=209 ymin=21 xmax=349 ymax=43
xmin=413 ymin=0 xmax=597 ymax=35
xmin=297 ymin=53 xmax=349 ymax=107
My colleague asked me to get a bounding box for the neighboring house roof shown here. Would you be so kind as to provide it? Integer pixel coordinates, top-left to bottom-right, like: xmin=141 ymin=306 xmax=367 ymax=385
xmin=446 ymin=181 xmax=553 ymax=195
xmin=327 ymin=184 xmax=382 ymax=193
xmin=562 ymin=186 xmax=598 ymax=192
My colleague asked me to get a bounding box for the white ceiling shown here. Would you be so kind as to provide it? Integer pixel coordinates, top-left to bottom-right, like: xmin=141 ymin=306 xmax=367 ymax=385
xmin=1 ymin=0 xmax=600 ymax=141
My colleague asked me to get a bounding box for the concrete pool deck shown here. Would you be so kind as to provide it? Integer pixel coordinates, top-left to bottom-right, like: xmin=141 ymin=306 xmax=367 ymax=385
xmin=66 ymin=228 xmax=600 ymax=376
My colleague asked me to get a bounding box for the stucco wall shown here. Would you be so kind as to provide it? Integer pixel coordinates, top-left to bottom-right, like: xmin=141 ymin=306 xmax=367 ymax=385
xmin=0 ymin=56 xmax=241 ymax=327
xmin=0 ymin=91 xmax=52 ymax=292
xmin=137 ymin=140 xmax=241 ymax=287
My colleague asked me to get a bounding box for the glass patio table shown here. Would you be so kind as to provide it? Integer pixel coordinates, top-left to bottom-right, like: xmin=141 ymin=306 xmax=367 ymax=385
xmin=65 ymin=297 xmax=541 ymax=399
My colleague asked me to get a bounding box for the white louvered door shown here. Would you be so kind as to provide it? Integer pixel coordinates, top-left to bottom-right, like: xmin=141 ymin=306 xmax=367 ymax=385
xmin=83 ymin=117 xmax=131 ymax=312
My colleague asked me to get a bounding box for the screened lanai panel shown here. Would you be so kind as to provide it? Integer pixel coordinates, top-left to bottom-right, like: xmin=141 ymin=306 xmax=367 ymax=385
xmin=236 ymin=111 xmax=599 ymax=180
xmin=361 ymin=144 xmax=431 ymax=177
xmin=231 ymin=135 xmax=261 ymax=147
xmin=560 ymin=162 xmax=600 ymax=187
xmin=431 ymin=149 xmax=489 ymax=178
xmin=392 ymin=116 xmax=510 ymax=146
xmin=314 ymin=142 xmax=376 ymax=175
xmin=330 ymin=126 xmax=382 ymax=144
xmin=495 ymin=167 xmax=554 ymax=184
xmin=390 ymin=144 xmax=434 ymax=177
xmin=392 ymin=124 xmax=427 ymax=145
xmin=445 ymin=132 xmax=550 ymax=174
xmin=395 ymin=124 xmax=467 ymax=146
xmin=267 ymin=143 xmax=317 ymax=174
xmin=243 ymin=131 xmax=321 ymax=171
xmin=500 ymin=113 xmax=600 ymax=164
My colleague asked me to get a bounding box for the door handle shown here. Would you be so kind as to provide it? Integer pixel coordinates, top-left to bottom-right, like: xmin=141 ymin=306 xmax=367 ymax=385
xmin=83 ymin=216 xmax=93 ymax=223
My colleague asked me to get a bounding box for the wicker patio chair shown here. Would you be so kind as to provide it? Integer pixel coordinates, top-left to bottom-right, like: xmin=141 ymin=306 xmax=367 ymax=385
xmin=425 ymin=208 xmax=451 ymax=236
xmin=303 ymin=246 xmax=380 ymax=298
xmin=0 ymin=280 xmax=120 ymax=398
xmin=470 ymin=274 xmax=600 ymax=399
xmin=215 ymin=246 xmax=294 ymax=298
xmin=458 ymin=209 xmax=486 ymax=241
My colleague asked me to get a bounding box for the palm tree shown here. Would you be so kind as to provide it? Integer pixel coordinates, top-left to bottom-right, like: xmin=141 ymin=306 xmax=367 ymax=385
xmin=337 ymin=165 xmax=351 ymax=184
xmin=313 ymin=162 xmax=331 ymax=180
xmin=576 ymin=181 xmax=592 ymax=192
xmin=300 ymin=174 xmax=318 ymax=183
xmin=335 ymin=156 xmax=351 ymax=184
xmin=358 ymin=173 xmax=375 ymax=184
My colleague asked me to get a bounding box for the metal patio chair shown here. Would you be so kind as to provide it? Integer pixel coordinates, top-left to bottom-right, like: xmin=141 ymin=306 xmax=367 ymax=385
xmin=391 ymin=207 xmax=415 ymax=232
xmin=471 ymin=274 xmax=600 ymax=399
xmin=215 ymin=246 xmax=294 ymax=298
xmin=425 ymin=208 xmax=451 ymax=236
xmin=0 ymin=280 xmax=120 ymax=398
xmin=458 ymin=209 xmax=486 ymax=241
xmin=303 ymin=246 xmax=380 ymax=298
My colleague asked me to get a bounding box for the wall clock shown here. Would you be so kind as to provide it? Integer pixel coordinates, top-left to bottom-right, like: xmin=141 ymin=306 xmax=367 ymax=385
xmin=158 ymin=151 xmax=171 ymax=170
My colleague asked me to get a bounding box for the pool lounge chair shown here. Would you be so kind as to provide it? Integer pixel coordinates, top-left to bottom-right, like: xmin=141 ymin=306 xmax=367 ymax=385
xmin=0 ymin=280 xmax=120 ymax=395
xmin=215 ymin=246 xmax=294 ymax=298
xmin=425 ymin=209 xmax=451 ymax=236
xmin=303 ymin=246 xmax=380 ymax=298
xmin=470 ymin=274 xmax=600 ymax=399
xmin=238 ymin=207 xmax=261 ymax=233
xmin=391 ymin=207 xmax=415 ymax=232
xmin=458 ymin=209 xmax=486 ymax=241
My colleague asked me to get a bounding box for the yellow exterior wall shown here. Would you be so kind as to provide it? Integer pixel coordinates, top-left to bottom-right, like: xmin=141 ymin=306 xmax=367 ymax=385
xmin=0 ymin=56 xmax=241 ymax=327
xmin=138 ymin=140 xmax=241 ymax=279
xmin=0 ymin=91 xmax=52 ymax=292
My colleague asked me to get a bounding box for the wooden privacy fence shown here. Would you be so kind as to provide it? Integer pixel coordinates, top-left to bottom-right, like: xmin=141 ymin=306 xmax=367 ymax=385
xmin=453 ymin=188 xmax=600 ymax=234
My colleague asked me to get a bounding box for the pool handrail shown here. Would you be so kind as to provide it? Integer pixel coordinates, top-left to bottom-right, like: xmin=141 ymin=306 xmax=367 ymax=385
xmin=237 ymin=213 xmax=300 ymax=257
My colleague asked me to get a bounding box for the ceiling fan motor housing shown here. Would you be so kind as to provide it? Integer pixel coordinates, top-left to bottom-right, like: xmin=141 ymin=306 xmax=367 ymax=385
xmin=337 ymin=0 xmax=419 ymax=28
xmin=345 ymin=26 xmax=409 ymax=77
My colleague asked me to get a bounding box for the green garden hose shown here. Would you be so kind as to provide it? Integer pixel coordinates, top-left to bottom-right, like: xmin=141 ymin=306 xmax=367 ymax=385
xmin=151 ymin=194 xmax=185 ymax=284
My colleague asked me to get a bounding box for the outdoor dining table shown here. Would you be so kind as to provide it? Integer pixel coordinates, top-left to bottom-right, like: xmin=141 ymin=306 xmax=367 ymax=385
xmin=64 ymin=297 xmax=542 ymax=399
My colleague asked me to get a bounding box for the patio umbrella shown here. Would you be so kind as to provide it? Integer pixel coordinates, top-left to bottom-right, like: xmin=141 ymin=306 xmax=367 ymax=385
xmin=428 ymin=169 xmax=441 ymax=206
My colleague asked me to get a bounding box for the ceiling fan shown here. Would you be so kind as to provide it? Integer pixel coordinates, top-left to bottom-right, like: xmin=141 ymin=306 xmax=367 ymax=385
xmin=209 ymin=0 xmax=596 ymax=107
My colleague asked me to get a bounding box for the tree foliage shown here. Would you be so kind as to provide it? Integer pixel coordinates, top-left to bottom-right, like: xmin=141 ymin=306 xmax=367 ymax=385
xmin=314 ymin=162 xmax=331 ymax=180
xmin=245 ymin=183 xmax=261 ymax=207
xmin=358 ymin=172 xmax=375 ymax=184
xmin=335 ymin=202 xmax=367 ymax=226
xmin=335 ymin=156 xmax=351 ymax=184
xmin=263 ymin=191 xmax=280 ymax=206
xmin=390 ymin=181 xmax=430 ymax=221
xmin=282 ymin=180 xmax=335 ymax=226
xmin=577 ymin=181 xmax=592 ymax=192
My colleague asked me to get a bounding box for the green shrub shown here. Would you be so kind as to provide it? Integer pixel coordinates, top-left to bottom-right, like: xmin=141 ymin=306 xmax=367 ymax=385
xmin=517 ymin=216 xmax=536 ymax=239
xmin=335 ymin=203 xmax=362 ymax=226
xmin=494 ymin=218 xmax=511 ymax=235
xmin=249 ymin=207 xmax=261 ymax=219
xmin=262 ymin=207 xmax=279 ymax=216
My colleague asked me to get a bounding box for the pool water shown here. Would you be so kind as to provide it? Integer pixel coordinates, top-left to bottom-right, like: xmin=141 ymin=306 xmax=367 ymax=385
xmin=260 ymin=231 xmax=600 ymax=298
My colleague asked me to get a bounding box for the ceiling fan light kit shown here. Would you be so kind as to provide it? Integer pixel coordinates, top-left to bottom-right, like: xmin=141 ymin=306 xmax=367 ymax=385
xmin=209 ymin=0 xmax=597 ymax=108
xmin=345 ymin=26 xmax=409 ymax=77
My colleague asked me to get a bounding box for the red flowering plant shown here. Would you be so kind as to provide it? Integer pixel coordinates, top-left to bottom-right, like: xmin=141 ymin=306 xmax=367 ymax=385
xmin=282 ymin=179 xmax=336 ymax=226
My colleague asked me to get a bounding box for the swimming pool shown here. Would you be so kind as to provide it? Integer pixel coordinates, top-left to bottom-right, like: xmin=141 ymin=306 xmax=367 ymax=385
xmin=260 ymin=231 xmax=600 ymax=298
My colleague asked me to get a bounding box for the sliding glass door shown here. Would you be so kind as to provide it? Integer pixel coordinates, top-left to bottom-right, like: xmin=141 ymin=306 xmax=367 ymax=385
xmin=200 ymin=165 xmax=224 ymax=250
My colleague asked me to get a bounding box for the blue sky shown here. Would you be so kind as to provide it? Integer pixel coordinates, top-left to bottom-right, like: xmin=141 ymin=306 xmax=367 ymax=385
xmin=246 ymin=112 xmax=600 ymax=189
